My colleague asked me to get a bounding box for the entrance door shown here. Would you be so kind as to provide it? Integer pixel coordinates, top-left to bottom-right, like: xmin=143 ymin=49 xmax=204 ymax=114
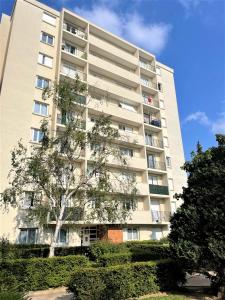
xmin=81 ymin=228 xmax=90 ymax=246
xmin=151 ymin=227 xmax=163 ymax=240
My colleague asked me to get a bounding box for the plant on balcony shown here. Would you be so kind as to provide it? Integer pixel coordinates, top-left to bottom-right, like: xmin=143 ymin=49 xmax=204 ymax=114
xmin=1 ymin=76 xmax=137 ymax=257
xmin=169 ymin=135 xmax=225 ymax=298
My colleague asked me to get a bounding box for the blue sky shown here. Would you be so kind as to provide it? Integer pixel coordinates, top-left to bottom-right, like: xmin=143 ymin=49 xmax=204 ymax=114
xmin=1 ymin=0 xmax=224 ymax=159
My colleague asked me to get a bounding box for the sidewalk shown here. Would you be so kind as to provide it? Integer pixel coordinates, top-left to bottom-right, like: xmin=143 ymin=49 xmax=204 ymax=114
xmin=28 ymin=287 xmax=73 ymax=300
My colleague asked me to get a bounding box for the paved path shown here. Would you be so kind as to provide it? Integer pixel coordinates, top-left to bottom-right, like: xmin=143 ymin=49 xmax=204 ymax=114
xmin=28 ymin=287 xmax=73 ymax=300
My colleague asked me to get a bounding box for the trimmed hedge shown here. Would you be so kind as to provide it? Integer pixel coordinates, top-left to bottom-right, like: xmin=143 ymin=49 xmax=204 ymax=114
xmin=89 ymin=240 xmax=127 ymax=260
xmin=0 ymin=243 xmax=50 ymax=259
xmin=68 ymin=259 xmax=186 ymax=300
xmin=0 ymin=292 xmax=27 ymax=300
xmin=54 ymin=246 xmax=91 ymax=257
xmin=130 ymin=244 xmax=171 ymax=261
xmin=0 ymin=255 xmax=89 ymax=291
xmin=98 ymin=252 xmax=132 ymax=267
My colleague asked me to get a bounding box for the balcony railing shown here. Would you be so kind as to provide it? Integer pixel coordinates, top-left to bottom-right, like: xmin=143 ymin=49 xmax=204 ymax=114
xmin=145 ymin=137 xmax=163 ymax=148
xmin=61 ymin=65 xmax=87 ymax=81
xmin=62 ymin=43 xmax=87 ymax=59
xmin=57 ymin=114 xmax=86 ymax=129
xmin=142 ymin=95 xmax=159 ymax=108
xmin=144 ymin=117 xmax=161 ymax=128
xmin=63 ymin=22 xmax=87 ymax=40
xmin=140 ymin=78 xmax=157 ymax=90
xmin=49 ymin=207 xmax=83 ymax=222
xmin=151 ymin=210 xmax=170 ymax=223
xmin=149 ymin=184 xmax=169 ymax=195
xmin=139 ymin=61 xmax=155 ymax=72
xmin=147 ymin=160 xmax=166 ymax=171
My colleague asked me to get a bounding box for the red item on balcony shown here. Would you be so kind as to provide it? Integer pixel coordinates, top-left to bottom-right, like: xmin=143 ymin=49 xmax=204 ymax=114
xmin=148 ymin=96 xmax=153 ymax=103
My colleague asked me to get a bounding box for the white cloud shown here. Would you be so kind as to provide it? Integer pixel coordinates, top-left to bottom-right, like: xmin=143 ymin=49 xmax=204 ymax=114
xmin=74 ymin=3 xmax=171 ymax=54
xmin=75 ymin=6 xmax=123 ymax=36
xmin=124 ymin=14 xmax=171 ymax=54
xmin=184 ymin=111 xmax=225 ymax=134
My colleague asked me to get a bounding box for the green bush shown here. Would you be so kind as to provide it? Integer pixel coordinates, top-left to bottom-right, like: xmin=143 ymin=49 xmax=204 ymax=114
xmin=125 ymin=239 xmax=169 ymax=247
xmin=68 ymin=259 xmax=186 ymax=300
xmin=0 ymin=240 xmax=50 ymax=259
xmin=54 ymin=246 xmax=90 ymax=257
xmin=0 ymin=255 xmax=89 ymax=291
xmin=0 ymin=292 xmax=28 ymax=300
xmin=130 ymin=244 xmax=171 ymax=261
xmin=89 ymin=240 xmax=127 ymax=260
xmin=98 ymin=252 xmax=132 ymax=267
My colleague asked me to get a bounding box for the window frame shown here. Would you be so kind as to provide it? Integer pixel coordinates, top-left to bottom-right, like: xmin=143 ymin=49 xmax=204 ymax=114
xmin=42 ymin=12 xmax=56 ymax=26
xmin=19 ymin=228 xmax=37 ymax=244
xmin=31 ymin=128 xmax=44 ymax=143
xmin=33 ymin=100 xmax=48 ymax=116
xmin=40 ymin=31 xmax=54 ymax=46
xmin=36 ymin=76 xmax=50 ymax=89
xmin=38 ymin=52 xmax=53 ymax=68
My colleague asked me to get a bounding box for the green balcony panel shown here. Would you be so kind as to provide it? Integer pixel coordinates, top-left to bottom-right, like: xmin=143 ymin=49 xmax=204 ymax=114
xmin=149 ymin=184 xmax=169 ymax=195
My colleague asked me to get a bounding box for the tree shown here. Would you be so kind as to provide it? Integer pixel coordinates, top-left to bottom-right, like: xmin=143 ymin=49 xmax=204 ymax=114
xmin=1 ymin=76 xmax=137 ymax=256
xmin=169 ymin=135 xmax=225 ymax=297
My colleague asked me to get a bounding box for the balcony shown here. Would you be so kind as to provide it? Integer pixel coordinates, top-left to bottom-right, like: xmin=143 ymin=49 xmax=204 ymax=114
xmin=89 ymin=53 xmax=139 ymax=85
xmin=89 ymin=34 xmax=138 ymax=67
xmin=63 ymin=22 xmax=87 ymax=40
xmin=48 ymin=207 xmax=83 ymax=223
xmin=142 ymin=95 xmax=159 ymax=109
xmin=60 ymin=64 xmax=87 ymax=82
xmin=140 ymin=78 xmax=157 ymax=90
xmin=151 ymin=210 xmax=170 ymax=223
xmin=145 ymin=137 xmax=163 ymax=149
xmin=149 ymin=184 xmax=169 ymax=195
xmin=88 ymin=74 xmax=140 ymax=103
xmin=88 ymin=98 xmax=142 ymax=125
xmin=147 ymin=160 xmax=166 ymax=171
xmin=139 ymin=60 xmax=155 ymax=72
xmin=144 ymin=115 xmax=161 ymax=128
xmin=56 ymin=114 xmax=86 ymax=129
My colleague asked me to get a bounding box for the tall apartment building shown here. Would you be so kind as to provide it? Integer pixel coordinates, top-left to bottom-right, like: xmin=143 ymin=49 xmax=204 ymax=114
xmin=0 ymin=0 xmax=186 ymax=246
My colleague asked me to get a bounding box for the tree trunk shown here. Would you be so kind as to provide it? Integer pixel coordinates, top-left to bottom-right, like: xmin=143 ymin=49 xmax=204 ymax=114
xmin=48 ymin=205 xmax=66 ymax=257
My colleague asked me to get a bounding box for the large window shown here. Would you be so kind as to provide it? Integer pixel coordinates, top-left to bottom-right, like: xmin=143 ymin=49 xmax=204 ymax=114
xmin=119 ymin=102 xmax=136 ymax=112
xmin=57 ymin=228 xmax=68 ymax=244
xmin=125 ymin=228 xmax=138 ymax=241
xmin=31 ymin=128 xmax=44 ymax=143
xmin=148 ymin=175 xmax=158 ymax=185
xmin=120 ymin=147 xmax=133 ymax=157
xmin=119 ymin=124 xmax=133 ymax=133
xmin=33 ymin=101 xmax=48 ymax=116
xmin=19 ymin=228 xmax=37 ymax=244
xmin=42 ymin=12 xmax=56 ymax=26
xmin=123 ymin=199 xmax=136 ymax=210
xmin=36 ymin=76 xmax=49 ymax=89
xmin=38 ymin=53 xmax=53 ymax=68
xmin=40 ymin=32 xmax=54 ymax=45
xmin=23 ymin=191 xmax=35 ymax=208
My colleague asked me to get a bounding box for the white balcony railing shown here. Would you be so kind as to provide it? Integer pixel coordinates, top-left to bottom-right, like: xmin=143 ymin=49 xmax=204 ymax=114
xmin=63 ymin=22 xmax=87 ymax=40
xmin=62 ymin=42 xmax=87 ymax=59
xmin=139 ymin=60 xmax=155 ymax=72
xmin=140 ymin=78 xmax=157 ymax=90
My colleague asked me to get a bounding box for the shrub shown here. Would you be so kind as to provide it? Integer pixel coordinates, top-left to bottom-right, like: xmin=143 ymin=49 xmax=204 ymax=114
xmin=89 ymin=240 xmax=127 ymax=260
xmin=130 ymin=244 xmax=171 ymax=261
xmin=54 ymin=246 xmax=90 ymax=257
xmin=0 ymin=292 xmax=28 ymax=300
xmin=68 ymin=259 xmax=185 ymax=300
xmin=98 ymin=252 xmax=132 ymax=267
xmin=0 ymin=241 xmax=50 ymax=259
xmin=0 ymin=255 xmax=89 ymax=291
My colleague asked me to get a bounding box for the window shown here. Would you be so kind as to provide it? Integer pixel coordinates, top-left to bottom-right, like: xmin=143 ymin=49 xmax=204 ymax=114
xmin=33 ymin=101 xmax=48 ymax=116
xmin=62 ymin=41 xmax=77 ymax=55
xmin=38 ymin=53 xmax=53 ymax=68
xmin=31 ymin=128 xmax=44 ymax=142
xmin=40 ymin=32 xmax=54 ymax=45
xmin=126 ymin=228 xmax=138 ymax=241
xmin=123 ymin=199 xmax=136 ymax=210
xmin=23 ymin=191 xmax=35 ymax=208
xmin=168 ymin=178 xmax=174 ymax=190
xmin=158 ymin=82 xmax=163 ymax=92
xmin=42 ymin=12 xmax=56 ymax=26
xmin=36 ymin=76 xmax=49 ymax=89
xmin=161 ymin=118 xmax=167 ymax=128
xmin=166 ymin=156 xmax=172 ymax=168
xmin=151 ymin=227 xmax=162 ymax=240
xmin=148 ymin=175 xmax=158 ymax=185
xmin=159 ymin=99 xmax=165 ymax=109
xmin=90 ymin=116 xmax=97 ymax=123
xmin=57 ymin=228 xmax=68 ymax=244
xmin=120 ymin=172 xmax=136 ymax=182
xmin=119 ymin=102 xmax=136 ymax=112
xmin=119 ymin=124 xmax=133 ymax=133
xmin=19 ymin=228 xmax=37 ymax=244
xmin=120 ymin=148 xmax=133 ymax=157
xmin=163 ymin=136 xmax=169 ymax=147
xmin=61 ymin=63 xmax=77 ymax=78
xmin=156 ymin=67 xmax=161 ymax=75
